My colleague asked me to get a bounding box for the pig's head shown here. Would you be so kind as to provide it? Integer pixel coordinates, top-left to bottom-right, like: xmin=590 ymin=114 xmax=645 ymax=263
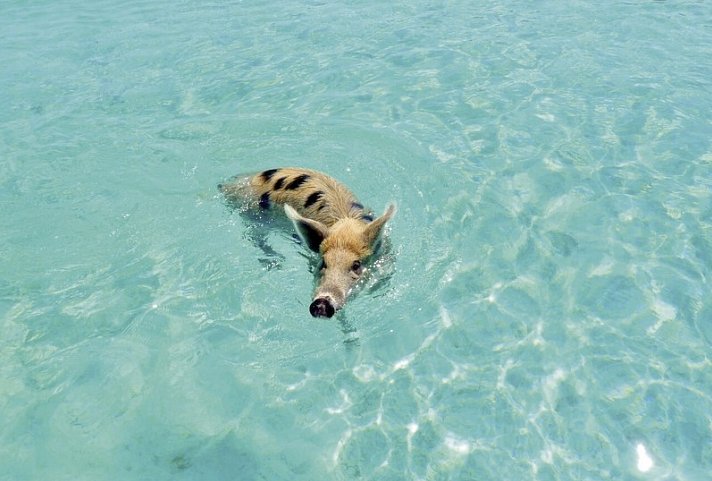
xmin=284 ymin=204 xmax=395 ymax=317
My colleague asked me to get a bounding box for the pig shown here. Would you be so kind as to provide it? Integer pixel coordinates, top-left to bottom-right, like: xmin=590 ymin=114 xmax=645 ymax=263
xmin=219 ymin=167 xmax=396 ymax=318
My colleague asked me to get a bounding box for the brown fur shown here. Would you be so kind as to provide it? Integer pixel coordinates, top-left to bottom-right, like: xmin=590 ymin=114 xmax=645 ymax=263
xmin=250 ymin=168 xmax=366 ymax=225
xmin=220 ymin=167 xmax=395 ymax=317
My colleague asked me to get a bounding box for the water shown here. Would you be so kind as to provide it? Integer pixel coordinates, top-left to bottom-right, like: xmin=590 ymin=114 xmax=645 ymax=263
xmin=2 ymin=1 xmax=711 ymax=479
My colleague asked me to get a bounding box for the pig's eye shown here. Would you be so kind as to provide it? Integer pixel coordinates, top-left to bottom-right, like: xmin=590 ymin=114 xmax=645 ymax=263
xmin=351 ymin=260 xmax=363 ymax=274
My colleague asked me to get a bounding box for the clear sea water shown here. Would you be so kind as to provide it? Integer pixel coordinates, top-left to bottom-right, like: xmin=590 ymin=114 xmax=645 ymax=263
xmin=2 ymin=1 xmax=711 ymax=480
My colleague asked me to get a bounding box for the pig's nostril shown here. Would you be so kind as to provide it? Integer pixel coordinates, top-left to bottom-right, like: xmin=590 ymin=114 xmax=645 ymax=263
xmin=309 ymin=298 xmax=335 ymax=318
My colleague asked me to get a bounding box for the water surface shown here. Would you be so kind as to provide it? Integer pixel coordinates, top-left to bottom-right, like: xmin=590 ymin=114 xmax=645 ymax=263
xmin=2 ymin=1 xmax=711 ymax=480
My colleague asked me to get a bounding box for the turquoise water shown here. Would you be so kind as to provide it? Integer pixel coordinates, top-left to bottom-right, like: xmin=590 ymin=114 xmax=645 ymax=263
xmin=2 ymin=0 xmax=712 ymax=479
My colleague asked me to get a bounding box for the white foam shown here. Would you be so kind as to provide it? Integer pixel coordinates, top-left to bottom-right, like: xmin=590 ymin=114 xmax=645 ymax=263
xmin=648 ymin=299 xmax=677 ymax=335
xmin=440 ymin=305 xmax=453 ymax=328
xmin=332 ymin=428 xmax=352 ymax=465
xmin=653 ymin=299 xmax=676 ymax=322
xmin=393 ymin=354 xmax=415 ymax=371
xmin=591 ymin=257 xmax=615 ymax=276
xmin=543 ymin=368 xmax=567 ymax=406
xmin=636 ymin=443 xmax=654 ymax=472
xmin=535 ymin=113 xmax=556 ymax=122
xmin=444 ymin=434 xmax=471 ymax=455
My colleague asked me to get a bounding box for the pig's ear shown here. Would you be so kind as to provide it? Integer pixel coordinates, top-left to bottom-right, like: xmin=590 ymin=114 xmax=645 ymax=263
xmin=364 ymin=203 xmax=396 ymax=247
xmin=285 ymin=204 xmax=328 ymax=252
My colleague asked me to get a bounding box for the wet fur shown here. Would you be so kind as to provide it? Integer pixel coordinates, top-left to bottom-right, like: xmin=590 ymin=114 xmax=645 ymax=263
xmin=221 ymin=168 xmax=374 ymax=226
xmin=219 ymin=167 xmax=395 ymax=317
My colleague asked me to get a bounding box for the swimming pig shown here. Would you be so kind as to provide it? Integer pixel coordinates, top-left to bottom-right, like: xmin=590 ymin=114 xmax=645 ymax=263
xmin=219 ymin=168 xmax=395 ymax=318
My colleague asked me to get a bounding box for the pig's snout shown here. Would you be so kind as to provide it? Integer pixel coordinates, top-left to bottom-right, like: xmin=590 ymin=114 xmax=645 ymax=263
xmin=310 ymin=297 xmax=336 ymax=318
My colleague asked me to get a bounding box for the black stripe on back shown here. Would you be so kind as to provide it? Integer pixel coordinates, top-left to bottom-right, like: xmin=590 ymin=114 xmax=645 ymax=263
xmin=285 ymin=174 xmax=310 ymax=190
xmin=273 ymin=176 xmax=287 ymax=190
xmin=351 ymin=201 xmax=364 ymax=210
xmin=260 ymin=169 xmax=280 ymax=182
xmin=259 ymin=192 xmax=270 ymax=209
xmin=304 ymin=191 xmax=324 ymax=209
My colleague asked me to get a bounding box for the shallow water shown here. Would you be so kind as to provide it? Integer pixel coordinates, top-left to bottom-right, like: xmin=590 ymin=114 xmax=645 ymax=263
xmin=2 ymin=1 xmax=712 ymax=480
